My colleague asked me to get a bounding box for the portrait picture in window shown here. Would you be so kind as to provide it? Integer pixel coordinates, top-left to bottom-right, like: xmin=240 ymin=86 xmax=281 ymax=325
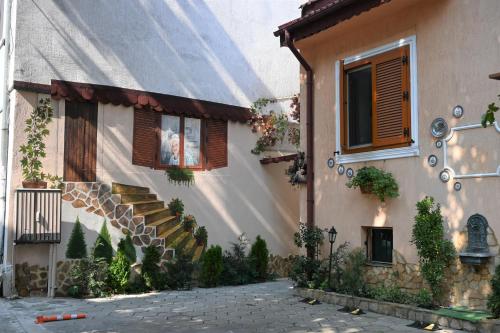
xmin=160 ymin=115 xmax=181 ymax=165
xmin=184 ymin=118 xmax=201 ymax=166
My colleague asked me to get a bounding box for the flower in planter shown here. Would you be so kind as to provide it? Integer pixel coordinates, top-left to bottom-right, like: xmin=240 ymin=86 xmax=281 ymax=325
xmin=346 ymin=166 xmax=399 ymax=202
xmin=182 ymin=215 xmax=196 ymax=232
xmin=194 ymin=226 xmax=208 ymax=245
xmin=167 ymin=198 xmax=184 ymax=218
xmin=286 ymin=152 xmax=307 ymax=186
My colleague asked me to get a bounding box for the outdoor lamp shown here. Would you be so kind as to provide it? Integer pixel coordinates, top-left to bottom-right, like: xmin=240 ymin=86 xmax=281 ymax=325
xmin=328 ymin=226 xmax=337 ymax=244
xmin=327 ymin=226 xmax=337 ymax=291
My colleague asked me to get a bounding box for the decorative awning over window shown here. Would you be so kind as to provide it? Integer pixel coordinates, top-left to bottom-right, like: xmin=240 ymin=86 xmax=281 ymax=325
xmin=50 ymin=80 xmax=252 ymax=123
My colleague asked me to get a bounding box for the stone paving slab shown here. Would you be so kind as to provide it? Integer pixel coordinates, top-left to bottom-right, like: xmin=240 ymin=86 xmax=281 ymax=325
xmin=0 ymin=280 xmax=467 ymax=333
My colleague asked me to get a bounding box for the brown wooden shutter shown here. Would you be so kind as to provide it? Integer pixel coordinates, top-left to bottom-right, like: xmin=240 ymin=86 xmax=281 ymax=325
xmin=339 ymin=60 xmax=347 ymax=151
xmin=206 ymin=119 xmax=228 ymax=169
xmin=372 ymin=45 xmax=411 ymax=148
xmin=132 ymin=108 xmax=159 ymax=168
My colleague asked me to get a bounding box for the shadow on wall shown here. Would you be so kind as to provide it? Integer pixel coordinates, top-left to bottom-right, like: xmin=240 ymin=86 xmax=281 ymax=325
xmin=20 ymin=0 xmax=288 ymax=106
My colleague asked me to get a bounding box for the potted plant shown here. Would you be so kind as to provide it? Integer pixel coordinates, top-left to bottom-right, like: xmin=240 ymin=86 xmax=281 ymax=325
xmin=346 ymin=166 xmax=399 ymax=202
xmin=168 ymin=198 xmax=184 ymax=220
xmin=182 ymin=214 xmax=196 ymax=232
xmin=19 ymin=98 xmax=53 ymax=188
xmin=194 ymin=226 xmax=207 ymax=245
xmin=286 ymin=152 xmax=307 ymax=186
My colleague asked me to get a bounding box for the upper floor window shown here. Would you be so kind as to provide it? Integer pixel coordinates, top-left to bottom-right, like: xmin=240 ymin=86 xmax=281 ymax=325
xmin=160 ymin=115 xmax=202 ymax=168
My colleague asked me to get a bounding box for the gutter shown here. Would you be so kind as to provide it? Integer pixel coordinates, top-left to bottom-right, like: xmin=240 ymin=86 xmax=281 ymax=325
xmin=284 ymin=30 xmax=315 ymax=259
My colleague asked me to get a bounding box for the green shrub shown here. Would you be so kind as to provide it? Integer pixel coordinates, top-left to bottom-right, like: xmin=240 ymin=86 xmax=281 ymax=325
xmin=168 ymin=198 xmax=184 ymax=217
xmin=220 ymin=235 xmax=253 ymax=286
xmin=488 ymin=265 xmax=500 ymax=318
xmin=200 ymin=245 xmax=223 ymax=287
xmin=117 ymin=233 xmax=136 ymax=264
xmin=414 ymin=289 xmax=433 ymax=309
xmin=249 ymin=235 xmax=269 ymax=281
xmin=339 ymin=248 xmax=366 ymax=296
xmin=141 ymin=245 xmax=165 ymax=290
xmin=368 ymin=286 xmax=413 ymax=305
xmin=182 ymin=214 xmax=196 ymax=231
xmin=329 ymin=242 xmax=350 ymax=291
xmin=93 ymin=221 xmax=113 ymax=264
xmin=66 ymin=217 xmax=87 ymax=259
xmin=194 ymin=226 xmax=208 ymax=245
xmin=293 ymin=222 xmax=324 ymax=260
xmin=165 ymin=248 xmax=194 ymax=290
xmin=346 ymin=166 xmax=399 ymax=202
xmin=69 ymin=256 xmax=110 ymax=298
xmin=107 ymin=250 xmax=130 ymax=294
xmin=289 ymin=255 xmax=321 ymax=288
xmin=411 ymin=197 xmax=456 ymax=304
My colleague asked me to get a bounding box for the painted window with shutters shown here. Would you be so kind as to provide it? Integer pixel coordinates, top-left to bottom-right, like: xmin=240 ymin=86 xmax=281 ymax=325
xmin=335 ymin=36 xmax=419 ymax=164
xmin=340 ymin=45 xmax=411 ymax=154
xmin=132 ymin=108 xmax=227 ymax=170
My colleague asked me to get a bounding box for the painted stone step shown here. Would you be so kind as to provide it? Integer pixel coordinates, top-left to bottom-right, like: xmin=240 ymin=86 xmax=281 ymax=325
xmin=133 ymin=201 xmax=165 ymax=215
xmin=142 ymin=208 xmax=172 ymax=224
xmin=112 ymin=182 xmax=150 ymax=195
xmin=120 ymin=193 xmax=157 ymax=204
xmin=192 ymin=245 xmax=205 ymax=262
xmin=157 ymin=223 xmax=184 ymax=244
xmin=170 ymin=231 xmax=192 ymax=249
xmin=184 ymin=238 xmax=197 ymax=256
xmin=153 ymin=216 xmax=179 ymax=236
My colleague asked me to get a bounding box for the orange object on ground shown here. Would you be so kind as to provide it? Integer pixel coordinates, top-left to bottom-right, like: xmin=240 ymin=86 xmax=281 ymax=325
xmin=35 ymin=313 xmax=87 ymax=324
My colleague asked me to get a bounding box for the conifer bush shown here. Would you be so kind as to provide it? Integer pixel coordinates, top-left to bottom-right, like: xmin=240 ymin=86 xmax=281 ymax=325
xmin=107 ymin=250 xmax=130 ymax=294
xmin=118 ymin=233 xmax=136 ymax=264
xmin=165 ymin=248 xmax=194 ymax=290
xmin=488 ymin=265 xmax=500 ymax=318
xmin=66 ymin=217 xmax=87 ymax=259
xmin=200 ymin=245 xmax=223 ymax=287
xmin=93 ymin=221 xmax=113 ymax=264
xmin=141 ymin=245 xmax=164 ymax=290
xmin=249 ymin=235 xmax=269 ymax=281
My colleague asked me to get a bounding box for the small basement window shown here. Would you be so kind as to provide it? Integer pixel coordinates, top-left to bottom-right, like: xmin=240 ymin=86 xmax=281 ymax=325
xmin=365 ymin=227 xmax=393 ymax=264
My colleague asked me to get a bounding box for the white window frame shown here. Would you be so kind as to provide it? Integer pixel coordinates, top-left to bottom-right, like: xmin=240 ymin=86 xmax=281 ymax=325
xmin=335 ymin=35 xmax=419 ymax=164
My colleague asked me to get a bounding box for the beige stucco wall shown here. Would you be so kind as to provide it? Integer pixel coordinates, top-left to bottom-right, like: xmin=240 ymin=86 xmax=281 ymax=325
xmin=7 ymin=90 xmax=299 ymax=273
xmin=295 ymin=0 xmax=500 ymax=264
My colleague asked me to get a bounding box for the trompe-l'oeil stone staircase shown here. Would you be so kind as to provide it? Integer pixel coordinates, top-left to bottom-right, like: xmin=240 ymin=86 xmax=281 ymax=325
xmin=62 ymin=182 xmax=205 ymax=262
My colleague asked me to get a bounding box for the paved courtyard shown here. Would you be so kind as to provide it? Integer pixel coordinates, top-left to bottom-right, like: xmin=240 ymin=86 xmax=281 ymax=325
xmin=0 ymin=280 xmax=466 ymax=333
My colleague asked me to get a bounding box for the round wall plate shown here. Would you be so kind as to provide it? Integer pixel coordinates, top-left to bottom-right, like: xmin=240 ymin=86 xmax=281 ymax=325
xmin=452 ymin=105 xmax=464 ymax=118
xmin=454 ymin=182 xmax=462 ymax=191
xmin=346 ymin=168 xmax=354 ymax=178
xmin=428 ymin=155 xmax=438 ymax=167
xmin=435 ymin=140 xmax=443 ymax=149
xmin=337 ymin=164 xmax=345 ymax=175
xmin=327 ymin=158 xmax=335 ymax=169
xmin=439 ymin=169 xmax=451 ymax=183
xmin=431 ymin=117 xmax=448 ymax=138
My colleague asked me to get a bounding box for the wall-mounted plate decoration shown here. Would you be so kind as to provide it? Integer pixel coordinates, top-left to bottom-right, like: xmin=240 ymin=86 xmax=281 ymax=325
xmin=452 ymin=105 xmax=464 ymax=118
xmin=346 ymin=168 xmax=354 ymax=178
xmin=428 ymin=155 xmax=438 ymax=167
xmin=337 ymin=164 xmax=345 ymax=175
xmin=431 ymin=117 xmax=448 ymax=138
xmin=454 ymin=182 xmax=462 ymax=191
xmin=435 ymin=140 xmax=443 ymax=149
xmin=440 ymin=169 xmax=451 ymax=183
xmin=327 ymin=158 xmax=335 ymax=169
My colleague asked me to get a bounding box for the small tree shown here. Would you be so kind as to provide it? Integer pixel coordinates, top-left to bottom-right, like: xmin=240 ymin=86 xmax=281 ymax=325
xmin=200 ymin=245 xmax=223 ymax=287
xmin=107 ymin=250 xmax=130 ymax=294
xmin=66 ymin=217 xmax=87 ymax=259
xmin=117 ymin=233 xmax=136 ymax=264
xmin=141 ymin=245 xmax=164 ymax=290
xmin=165 ymin=248 xmax=194 ymax=290
xmin=93 ymin=221 xmax=113 ymax=264
xmin=249 ymin=235 xmax=269 ymax=281
xmin=488 ymin=265 xmax=500 ymax=318
xmin=411 ymin=197 xmax=456 ymax=303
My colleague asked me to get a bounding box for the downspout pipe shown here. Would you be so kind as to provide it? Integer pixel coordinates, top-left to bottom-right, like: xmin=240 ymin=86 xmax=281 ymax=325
xmin=284 ymin=30 xmax=315 ymax=259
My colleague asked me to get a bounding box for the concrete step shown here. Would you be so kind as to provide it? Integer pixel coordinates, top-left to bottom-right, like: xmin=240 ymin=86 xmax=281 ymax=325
xmin=112 ymin=182 xmax=150 ymax=195
xmin=133 ymin=201 xmax=165 ymax=215
xmin=120 ymin=193 xmax=157 ymax=204
xmin=192 ymin=245 xmax=205 ymax=262
xmin=158 ymin=223 xmax=184 ymax=245
xmin=142 ymin=208 xmax=172 ymax=224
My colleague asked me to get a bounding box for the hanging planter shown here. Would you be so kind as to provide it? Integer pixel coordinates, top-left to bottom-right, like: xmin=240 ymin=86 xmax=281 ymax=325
xmin=165 ymin=167 xmax=194 ymax=186
xmin=346 ymin=166 xmax=399 ymax=202
xmin=286 ymin=152 xmax=307 ymax=186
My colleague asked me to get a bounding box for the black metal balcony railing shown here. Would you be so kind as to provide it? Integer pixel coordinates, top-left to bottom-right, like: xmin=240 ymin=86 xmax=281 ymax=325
xmin=15 ymin=189 xmax=62 ymax=244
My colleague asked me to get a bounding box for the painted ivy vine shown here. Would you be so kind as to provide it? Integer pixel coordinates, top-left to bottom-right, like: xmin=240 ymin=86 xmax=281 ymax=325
xmin=481 ymin=94 xmax=499 ymax=127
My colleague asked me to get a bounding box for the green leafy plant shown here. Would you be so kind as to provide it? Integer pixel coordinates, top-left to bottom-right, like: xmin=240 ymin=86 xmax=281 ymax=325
xmin=93 ymin=221 xmax=113 ymax=264
xmin=42 ymin=173 xmax=64 ymax=189
xmin=107 ymin=250 xmax=130 ymax=294
xmin=488 ymin=265 xmax=500 ymax=318
xmin=194 ymin=226 xmax=208 ymax=245
xmin=249 ymin=235 xmax=269 ymax=281
xmin=368 ymin=285 xmax=413 ymax=305
xmin=66 ymin=217 xmax=87 ymax=259
xmin=19 ymin=98 xmax=53 ymax=183
xmin=294 ymin=222 xmax=324 ymax=258
xmin=346 ymin=166 xmax=399 ymax=202
xmin=289 ymin=255 xmax=321 ymax=288
xmin=141 ymin=245 xmax=165 ymax=290
xmin=200 ymin=245 xmax=223 ymax=287
xmin=286 ymin=152 xmax=307 ymax=186
xmin=117 ymin=233 xmax=136 ymax=264
xmin=220 ymin=234 xmax=253 ymax=286
xmin=168 ymin=198 xmax=184 ymax=217
xmin=411 ymin=197 xmax=456 ymax=304
xmin=69 ymin=255 xmax=110 ymax=298
xmin=329 ymin=242 xmax=350 ymax=291
xmin=166 ymin=167 xmax=194 ymax=186
xmin=414 ymin=289 xmax=433 ymax=309
xmin=339 ymin=248 xmax=367 ymax=297
xmin=182 ymin=214 xmax=196 ymax=232
xmin=165 ymin=248 xmax=194 ymax=290
xmin=481 ymin=95 xmax=499 ymax=127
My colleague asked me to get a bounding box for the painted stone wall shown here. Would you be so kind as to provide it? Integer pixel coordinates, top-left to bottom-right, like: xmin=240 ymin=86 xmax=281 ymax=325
xmin=364 ymin=226 xmax=499 ymax=309
xmin=14 ymin=263 xmax=48 ymax=297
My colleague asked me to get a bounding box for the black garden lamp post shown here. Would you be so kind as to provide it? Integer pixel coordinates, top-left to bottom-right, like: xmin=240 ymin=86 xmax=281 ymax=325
xmin=327 ymin=226 xmax=337 ymax=290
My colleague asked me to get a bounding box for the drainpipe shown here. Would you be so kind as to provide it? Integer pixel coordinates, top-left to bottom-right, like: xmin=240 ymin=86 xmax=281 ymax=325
xmin=284 ymin=30 xmax=315 ymax=259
